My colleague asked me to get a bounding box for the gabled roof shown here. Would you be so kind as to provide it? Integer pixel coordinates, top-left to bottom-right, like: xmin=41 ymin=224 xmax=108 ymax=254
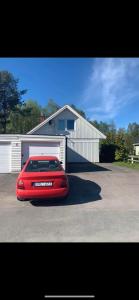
xmin=27 ymin=105 xmax=106 ymax=139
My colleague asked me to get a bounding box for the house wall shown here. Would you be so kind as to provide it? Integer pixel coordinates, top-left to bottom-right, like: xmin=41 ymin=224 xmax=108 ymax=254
xmin=33 ymin=109 xmax=103 ymax=139
xmin=11 ymin=141 xmax=21 ymax=172
xmin=31 ymin=109 xmax=104 ymax=163
xmin=135 ymin=145 xmax=139 ymax=155
xmin=67 ymin=139 xmax=99 ymax=163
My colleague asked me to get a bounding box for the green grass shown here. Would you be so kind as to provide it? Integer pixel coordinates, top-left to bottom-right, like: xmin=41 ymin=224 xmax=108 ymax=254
xmin=113 ymin=161 xmax=139 ymax=170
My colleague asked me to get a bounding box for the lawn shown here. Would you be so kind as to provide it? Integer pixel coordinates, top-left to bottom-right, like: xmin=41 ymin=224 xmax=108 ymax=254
xmin=113 ymin=161 xmax=139 ymax=170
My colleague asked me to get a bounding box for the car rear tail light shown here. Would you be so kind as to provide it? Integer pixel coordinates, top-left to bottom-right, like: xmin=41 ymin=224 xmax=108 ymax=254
xmin=17 ymin=179 xmax=25 ymax=189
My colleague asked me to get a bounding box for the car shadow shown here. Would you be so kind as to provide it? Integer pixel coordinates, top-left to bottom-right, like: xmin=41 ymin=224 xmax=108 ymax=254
xmin=67 ymin=162 xmax=111 ymax=173
xmin=30 ymin=175 xmax=102 ymax=207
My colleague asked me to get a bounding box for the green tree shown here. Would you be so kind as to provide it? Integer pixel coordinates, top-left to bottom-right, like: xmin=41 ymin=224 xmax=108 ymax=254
xmin=21 ymin=100 xmax=42 ymax=133
xmin=0 ymin=71 xmax=27 ymax=133
xmin=127 ymin=122 xmax=139 ymax=142
xmin=7 ymin=100 xmax=42 ymax=134
xmin=115 ymin=128 xmax=128 ymax=161
xmin=43 ymin=99 xmax=61 ymax=117
xmin=90 ymin=120 xmax=109 ymax=135
xmin=124 ymin=133 xmax=134 ymax=155
xmin=90 ymin=120 xmax=117 ymax=162
xmin=70 ymin=104 xmax=86 ymax=119
xmin=90 ymin=120 xmax=116 ymax=141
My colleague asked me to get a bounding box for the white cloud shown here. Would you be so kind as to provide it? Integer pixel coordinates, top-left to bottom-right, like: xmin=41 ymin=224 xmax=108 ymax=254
xmin=82 ymin=58 xmax=139 ymax=121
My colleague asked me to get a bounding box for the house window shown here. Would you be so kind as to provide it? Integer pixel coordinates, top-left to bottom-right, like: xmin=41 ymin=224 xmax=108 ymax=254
xmin=67 ymin=119 xmax=74 ymax=130
xmin=58 ymin=119 xmax=65 ymax=130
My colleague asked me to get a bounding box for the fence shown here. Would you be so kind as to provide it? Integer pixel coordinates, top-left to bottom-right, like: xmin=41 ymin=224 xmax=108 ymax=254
xmin=128 ymin=155 xmax=139 ymax=164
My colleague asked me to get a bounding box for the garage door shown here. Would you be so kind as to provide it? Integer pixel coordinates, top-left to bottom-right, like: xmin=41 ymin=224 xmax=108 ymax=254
xmin=22 ymin=142 xmax=60 ymax=165
xmin=0 ymin=143 xmax=11 ymax=173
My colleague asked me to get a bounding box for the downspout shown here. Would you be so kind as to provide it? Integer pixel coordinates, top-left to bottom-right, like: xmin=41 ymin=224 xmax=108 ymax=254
xmin=65 ymin=136 xmax=68 ymax=172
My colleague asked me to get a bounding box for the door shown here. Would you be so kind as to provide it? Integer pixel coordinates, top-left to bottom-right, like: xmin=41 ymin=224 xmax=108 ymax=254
xmin=0 ymin=142 xmax=11 ymax=173
xmin=22 ymin=141 xmax=60 ymax=166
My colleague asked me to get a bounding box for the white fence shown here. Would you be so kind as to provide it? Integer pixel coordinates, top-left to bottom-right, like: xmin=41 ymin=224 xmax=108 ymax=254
xmin=128 ymin=155 xmax=139 ymax=164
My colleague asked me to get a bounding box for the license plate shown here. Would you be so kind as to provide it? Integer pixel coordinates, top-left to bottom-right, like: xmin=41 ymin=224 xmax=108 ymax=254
xmin=33 ymin=182 xmax=52 ymax=187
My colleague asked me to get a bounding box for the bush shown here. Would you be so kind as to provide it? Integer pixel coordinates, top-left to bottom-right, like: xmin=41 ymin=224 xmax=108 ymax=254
xmin=115 ymin=146 xmax=128 ymax=161
xmin=100 ymin=144 xmax=118 ymax=162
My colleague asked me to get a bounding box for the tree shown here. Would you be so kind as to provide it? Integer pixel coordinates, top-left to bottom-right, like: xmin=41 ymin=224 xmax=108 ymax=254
xmin=21 ymin=100 xmax=42 ymax=133
xmin=127 ymin=122 xmax=139 ymax=142
xmin=90 ymin=120 xmax=117 ymax=162
xmin=70 ymin=104 xmax=86 ymax=119
xmin=90 ymin=120 xmax=116 ymax=140
xmin=0 ymin=71 xmax=27 ymax=133
xmin=115 ymin=128 xmax=128 ymax=161
xmin=7 ymin=99 xmax=42 ymax=134
xmin=43 ymin=99 xmax=61 ymax=117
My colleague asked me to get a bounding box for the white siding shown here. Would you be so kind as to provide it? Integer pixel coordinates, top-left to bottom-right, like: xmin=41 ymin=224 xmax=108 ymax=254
xmin=11 ymin=141 xmax=21 ymax=172
xmin=135 ymin=145 xmax=139 ymax=155
xmin=74 ymin=118 xmax=102 ymax=139
xmin=60 ymin=138 xmax=66 ymax=169
xmin=67 ymin=139 xmax=99 ymax=163
xmin=33 ymin=109 xmax=102 ymax=139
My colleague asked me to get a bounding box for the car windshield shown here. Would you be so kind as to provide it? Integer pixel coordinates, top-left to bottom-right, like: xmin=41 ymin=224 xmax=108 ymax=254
xmin=25 ymin=159 xmax=62 ymax=172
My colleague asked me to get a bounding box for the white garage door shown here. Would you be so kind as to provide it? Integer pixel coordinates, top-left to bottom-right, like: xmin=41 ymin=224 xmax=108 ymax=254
xmin=0 ymin=143 xmax=11 ymax=173
xmin=22 ymin=142 xmax=60 ymax=165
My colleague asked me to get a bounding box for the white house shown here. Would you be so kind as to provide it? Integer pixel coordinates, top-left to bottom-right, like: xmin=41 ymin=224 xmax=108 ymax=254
xmin=133 ymin=142 xmax=139 ymax=155
xmin=0 ymin=105 xmax=106 ymax=173
xmin=28 ymin=105 xmax=106 ymax=162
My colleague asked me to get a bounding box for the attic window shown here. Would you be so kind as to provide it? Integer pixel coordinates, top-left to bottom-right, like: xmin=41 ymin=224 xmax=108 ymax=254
xmin=67 ymin=119 xmax=74 ymax=130
xmin=58 ymin=119 xmax=65 ymax=130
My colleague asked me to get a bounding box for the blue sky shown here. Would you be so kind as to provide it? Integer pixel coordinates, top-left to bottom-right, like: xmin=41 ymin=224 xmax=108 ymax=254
xmin=0 ymin=57 xmax=139 ymax=129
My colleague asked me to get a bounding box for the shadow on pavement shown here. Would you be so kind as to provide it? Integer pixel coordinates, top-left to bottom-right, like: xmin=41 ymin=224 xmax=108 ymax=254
xmin=67 ymin=162 xmax=111 ymax=173
xmin=30 ymin=175 xmax=102 ymax=207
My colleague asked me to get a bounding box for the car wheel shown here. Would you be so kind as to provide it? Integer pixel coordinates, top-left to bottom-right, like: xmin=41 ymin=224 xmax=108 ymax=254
xmin=62 ymin=193 xmax=70 ymax=200
xmin=17 ymin=197 xmax=24 ymax=201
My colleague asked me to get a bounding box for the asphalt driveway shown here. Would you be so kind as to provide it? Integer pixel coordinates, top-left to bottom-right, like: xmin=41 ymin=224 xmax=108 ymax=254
xmin=0 ymin=163 xmax=139 ymax=242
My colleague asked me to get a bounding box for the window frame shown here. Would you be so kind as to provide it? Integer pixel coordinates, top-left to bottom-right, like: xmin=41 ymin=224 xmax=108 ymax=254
xmin=66 ymin=119 xmax=75 ymax=130
xmin=58 ymin=119 xmax=75 ymax=131
xmin=58 ymin=119 xmax=65 ymax=131
xmin=24 ymin=159 xmax=62 ymax=172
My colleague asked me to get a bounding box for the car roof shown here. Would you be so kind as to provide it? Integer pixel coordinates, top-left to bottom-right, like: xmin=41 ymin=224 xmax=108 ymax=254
xmin=28 ymin=156 xmax=59 ymax=161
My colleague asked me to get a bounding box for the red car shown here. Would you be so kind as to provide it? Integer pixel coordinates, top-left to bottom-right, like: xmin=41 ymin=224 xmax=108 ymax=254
xmin=16 ymin=156 xmax=69 ymax=201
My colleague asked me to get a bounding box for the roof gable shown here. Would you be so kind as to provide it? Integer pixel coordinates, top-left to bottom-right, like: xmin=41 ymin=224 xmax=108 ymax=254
xmin=27 ymin=105 xmax=106 ymax=139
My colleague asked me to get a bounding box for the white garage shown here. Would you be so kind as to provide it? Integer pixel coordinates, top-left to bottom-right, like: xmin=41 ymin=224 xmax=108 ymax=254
xmin=0 ymin=142 xmax=11 ymax=173
xmin=67 ymin=139 xmax=99 ymax=163
xmin=22 ymin=141 xmax=60 ymax=166
xmin=0 ymin=135 xmax=66 ymax=173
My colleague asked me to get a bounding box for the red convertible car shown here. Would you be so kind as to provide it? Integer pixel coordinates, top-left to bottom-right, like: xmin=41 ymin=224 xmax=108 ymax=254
xmin=16 ymin=156 xmax=69 ymax=201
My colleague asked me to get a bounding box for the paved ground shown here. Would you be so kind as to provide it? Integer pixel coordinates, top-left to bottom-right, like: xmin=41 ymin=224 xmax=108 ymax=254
xmin=0 ymin=163 xmax=139 ymax=242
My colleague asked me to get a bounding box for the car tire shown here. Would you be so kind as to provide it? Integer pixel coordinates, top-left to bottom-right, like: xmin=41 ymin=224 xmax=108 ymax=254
xmin=62 ymin=193 xmax=70 ymax=200
xmin=17 ymin=197 xmax=24 ymax=201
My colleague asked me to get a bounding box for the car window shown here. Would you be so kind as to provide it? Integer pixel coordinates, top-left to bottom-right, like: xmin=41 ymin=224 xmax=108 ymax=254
xmin=25 ymin=160 xmax=62 ymax=172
